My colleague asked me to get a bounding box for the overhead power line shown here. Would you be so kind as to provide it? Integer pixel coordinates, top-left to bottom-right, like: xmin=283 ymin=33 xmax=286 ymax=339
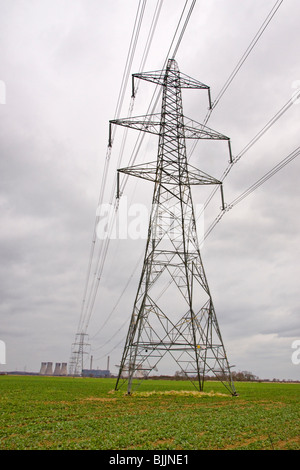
xmin=200 ymin=93 xmax=295 ymax=216
xmin=82 ymin=0 xmax=199 ymax=341
xmin=151 ymin=90 xmax=296 ymax=311
xmin=85 ymin=2 xmax=166 ymax=328
xmin=76 ymin=1 xmax=147 ymax=335
xmin=203 ymin=145 xmax=300 ymax=242
xmin=203 ymin=0 xmax=284 ymax=125
xmin=70 ymin=2 xmax=151 ymax=366
xmin=188 ymin=0 xmax=285 ymax=210
xmin=170 ymin=0 xmax=197 ymax=59
xmin=229 ymin=145 xmax=300 ymax=208
xmin=71 ymin=0 xmax=199 ymax=357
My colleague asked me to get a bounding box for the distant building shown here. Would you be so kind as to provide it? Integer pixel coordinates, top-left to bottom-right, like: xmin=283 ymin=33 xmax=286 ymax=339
xmin=82 ymin=369 xmax=110 ymax=378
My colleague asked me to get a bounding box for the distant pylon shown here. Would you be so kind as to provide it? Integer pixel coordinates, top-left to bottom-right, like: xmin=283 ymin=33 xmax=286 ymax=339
xmin=111 ymin=59 xmax=237 ymax=396
xmin=69 ymin=333 xmax=90 ymax=376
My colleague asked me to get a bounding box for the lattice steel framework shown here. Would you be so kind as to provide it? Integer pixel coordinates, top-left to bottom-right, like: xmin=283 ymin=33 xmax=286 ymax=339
xmin=68 ymin=333 xmax=90 ymax=376
xmin=110 ymin=59 xmax=237 ymax=395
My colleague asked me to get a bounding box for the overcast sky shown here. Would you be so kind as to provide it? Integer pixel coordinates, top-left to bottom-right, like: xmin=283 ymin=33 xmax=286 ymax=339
xmin=0 ymin=0 xmax=299 ymax=382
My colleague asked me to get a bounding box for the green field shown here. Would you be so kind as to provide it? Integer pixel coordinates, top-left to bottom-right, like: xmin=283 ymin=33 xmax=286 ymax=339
xmin=0 ymin=375 xmax=299 ymax=450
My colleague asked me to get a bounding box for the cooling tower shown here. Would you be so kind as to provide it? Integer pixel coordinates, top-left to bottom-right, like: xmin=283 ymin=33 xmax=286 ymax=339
xmin=60 ymin=363 xmax=68 ymax=376
xmin=39 ymin=362 xmax=47 ymax=375
xmin=45 ymin=362 xmax=53 ymax=375
xmin=53 ymin=363 xmax=61 ymax=376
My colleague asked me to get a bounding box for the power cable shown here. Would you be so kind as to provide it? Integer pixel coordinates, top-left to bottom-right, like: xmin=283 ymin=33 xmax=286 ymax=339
xmin=90 ymin=250 xmax=144 ymax=341
xmin=113 ymin=0 xmax=147 ymax=121
xmin=171 ymin=0 xmax=196 ymax=59
xmin=80 ymin=1 xmax=166 ymax=335
xmin=202 ymin=145 xmax=300 ymax=243
xmin=153 ymin=94 xmax=296 ymax=305
xmin=203 ymin=0 xmax=284 ymax=125
xmin=199 ymin=93 xmax=295 ymax=218
xmin=74 ymin=1 xmax=148 ymax=335
xmin=229 ymin=145 xmax=300 ymax=208
xmin=119 ymin=0 xmax=198 ymax=196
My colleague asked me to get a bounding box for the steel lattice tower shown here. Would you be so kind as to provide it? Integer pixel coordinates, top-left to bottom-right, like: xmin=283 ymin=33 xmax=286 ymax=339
xmin=69 ymin=333 xmax=90 ymax=376
xmin=110 ymin=59 xmax=237 ymax=395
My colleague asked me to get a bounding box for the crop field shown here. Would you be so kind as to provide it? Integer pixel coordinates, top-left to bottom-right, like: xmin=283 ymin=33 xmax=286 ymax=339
xmin=0 ymin=375 xmax=299 ymax=451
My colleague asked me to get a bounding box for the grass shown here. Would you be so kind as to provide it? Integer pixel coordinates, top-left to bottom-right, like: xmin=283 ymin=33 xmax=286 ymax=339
xmin=0 ymin=375 xmax=299 ymax=450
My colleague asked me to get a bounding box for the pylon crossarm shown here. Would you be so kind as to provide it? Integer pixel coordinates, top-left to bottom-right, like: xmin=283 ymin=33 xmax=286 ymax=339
xmin=132 ymin=69 xmax=210 ymax=90
xmin=183 ymin=118 xmax=229 ymax=141
xmin=118 ymin=161 xmax=221 ymax=185
xmin=110 ymin=114 xmax=229 ymax=142
xmin=109 ymin=114 xmax=161 ymax=144
xmin=118 ymin=161 xmax=157 ymax=182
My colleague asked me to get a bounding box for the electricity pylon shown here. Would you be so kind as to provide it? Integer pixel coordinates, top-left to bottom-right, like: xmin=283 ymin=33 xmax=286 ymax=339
xmin=110 ymin=59 xmax=237 ymax=395
xmin=69 ymin=333 xmax=90 ymax=376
